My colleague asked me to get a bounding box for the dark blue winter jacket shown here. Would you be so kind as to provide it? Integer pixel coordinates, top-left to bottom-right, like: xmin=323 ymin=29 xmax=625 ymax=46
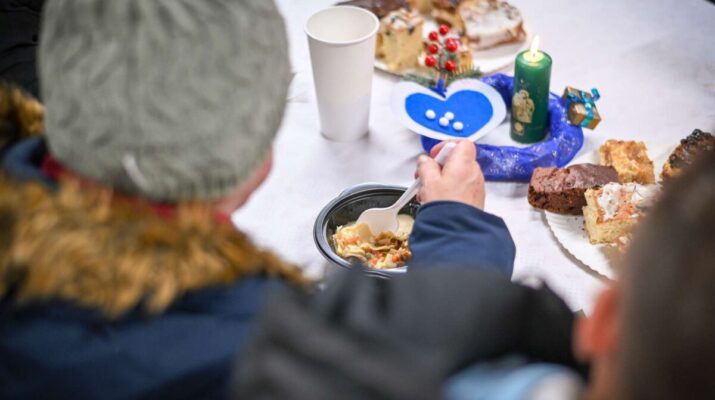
xmin=0 ymin=138 xmax=515 ymax=399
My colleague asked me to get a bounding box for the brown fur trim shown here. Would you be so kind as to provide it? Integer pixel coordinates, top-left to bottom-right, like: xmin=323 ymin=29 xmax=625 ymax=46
xmin=0 ymin=82 xmax=44 ymax=152
xmin=0 ymin=178 xmax=308 ymax=318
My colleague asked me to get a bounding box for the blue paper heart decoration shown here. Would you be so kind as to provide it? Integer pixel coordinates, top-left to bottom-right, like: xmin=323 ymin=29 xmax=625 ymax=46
xmin=406 ymin=90 xmax=493 ymax=138
xmin=391 ymin=79 xmax=506 ymax=142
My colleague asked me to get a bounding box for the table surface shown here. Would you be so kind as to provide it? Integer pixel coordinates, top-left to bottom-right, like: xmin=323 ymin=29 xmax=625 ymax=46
xmin=232 ymin=0 xmax=715 ymax=313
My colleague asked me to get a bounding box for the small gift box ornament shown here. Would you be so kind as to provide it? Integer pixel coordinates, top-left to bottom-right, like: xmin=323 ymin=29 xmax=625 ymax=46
xmin=562 ymin=87 xmax=601 ymax=129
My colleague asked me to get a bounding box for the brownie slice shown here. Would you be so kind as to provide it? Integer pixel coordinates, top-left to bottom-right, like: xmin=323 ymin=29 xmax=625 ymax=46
xmin=528 ymin=164 xmax=619 ymax=215
xmin=661 ymin=129 xmax=714 ymax=180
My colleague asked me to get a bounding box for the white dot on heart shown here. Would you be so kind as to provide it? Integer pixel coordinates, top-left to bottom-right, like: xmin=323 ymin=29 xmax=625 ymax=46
xmin=453 ymin=121 xmax=464 ymax=131
xmin=439 ymin=117 xmax=449 ymax=127
xmin=425 ymin=109 xmax=436 ymax=120
xmin=444 ymin=112 xmax=455 ymax=120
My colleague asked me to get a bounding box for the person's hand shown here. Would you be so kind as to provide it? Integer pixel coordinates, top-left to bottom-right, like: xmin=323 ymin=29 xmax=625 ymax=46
xmin=416 ymin=140 xmax=485 ymax=210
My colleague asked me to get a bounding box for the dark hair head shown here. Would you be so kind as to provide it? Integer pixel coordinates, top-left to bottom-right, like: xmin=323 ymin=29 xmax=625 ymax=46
xmin=618 ymin=147 xmax=715 ymax=399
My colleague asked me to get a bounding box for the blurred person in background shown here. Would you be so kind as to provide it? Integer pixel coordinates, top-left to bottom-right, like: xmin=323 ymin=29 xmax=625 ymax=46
xmin=0 ymin=1 xmax=305 ymax=398
xmin=0 ymin=1 xmax=516 ymax=399
xmin=234 ymin=147 xmax=715 ymax=400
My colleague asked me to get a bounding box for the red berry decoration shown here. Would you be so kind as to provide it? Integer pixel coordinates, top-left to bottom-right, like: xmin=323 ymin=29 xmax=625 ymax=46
xmin=438 ymin=24 xmax=450 ymax=36
xmin=428 ymin=44 xmax=439 ymax=54
xmin=444 ymin=59 xmax=457 ymax=72
xmin=424 ymin=55 xmax=437 ymax=67
xmin=428 ymin=31 xmax=439 ymax=41
xmin=445 ymin=39 xmax=459 ymax=53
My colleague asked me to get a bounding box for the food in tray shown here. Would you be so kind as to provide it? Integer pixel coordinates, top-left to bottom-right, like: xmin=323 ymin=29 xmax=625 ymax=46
xmin=661 ymin=129 xmax=714 ymax=180
xmin=528 ymin=164 xmax=619 ymax=215
xmin=336 ymin=0 xmax=404 ymax=18
xmin=333 ymin=214 xmax=414 ymax=269
xmin=377 ymin=9 xmax=424 ymax=72
xmin=583 ymin=183 xmax=659 ymax=244
xmin=598 ymin=140 xmax=655 ymax=184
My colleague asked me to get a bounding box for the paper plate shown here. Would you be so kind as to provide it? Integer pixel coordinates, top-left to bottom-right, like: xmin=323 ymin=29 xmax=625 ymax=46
xmin=544 ymin=142 xmax=673 ymax=279
xmin=376 ymin=20 xmax=530 ymax=76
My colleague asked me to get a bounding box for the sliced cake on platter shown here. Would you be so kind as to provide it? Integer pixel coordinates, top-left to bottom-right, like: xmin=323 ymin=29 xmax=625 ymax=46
xmin=598 ymin=140 xmax=655 ymax=184
xmin=583 ymin=183 xmax=659 ymax=244
xmin=528 ymin=164 xmax=619 ymax=215
xmin=661 ymin=129 xmax=714 ymax=180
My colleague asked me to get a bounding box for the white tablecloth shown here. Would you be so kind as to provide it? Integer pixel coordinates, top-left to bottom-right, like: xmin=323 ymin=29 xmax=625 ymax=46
xmin=232 ymin=0 xmax=715 ymax=313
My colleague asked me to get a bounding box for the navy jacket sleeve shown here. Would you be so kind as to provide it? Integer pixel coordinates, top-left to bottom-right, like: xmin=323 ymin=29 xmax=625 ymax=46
xmin=409 ymin=201 xmax=516 ymax=277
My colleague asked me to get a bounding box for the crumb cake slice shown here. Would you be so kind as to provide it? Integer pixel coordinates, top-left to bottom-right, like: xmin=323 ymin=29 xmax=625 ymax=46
xmin=661 ymin=129 xmax=714 ymax=180
xmin=377 ymin=9 xmax=424 ymax=72
xmin=599 ymin=140 xmax=655 ymax=184
xmin=583 ymin=183 xmax=659 ymax=244
xmin=460 ymin=0 xmax=525 ymax=50
xmin=528 ymin=164 xmax=619 ymax=215
xmin=407 ymin=0 xmax=433 ymax=14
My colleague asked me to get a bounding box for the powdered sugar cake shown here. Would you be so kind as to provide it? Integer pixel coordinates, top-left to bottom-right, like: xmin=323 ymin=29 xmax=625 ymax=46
xmin=583 ymin=183 xmax=659 ymax=245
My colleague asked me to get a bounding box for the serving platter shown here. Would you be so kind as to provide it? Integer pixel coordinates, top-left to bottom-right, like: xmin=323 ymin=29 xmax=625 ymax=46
xmin=544 ymin=142 xmax=673 ymax=279
xmin=375 ymin=19 xmax=531 ymax=76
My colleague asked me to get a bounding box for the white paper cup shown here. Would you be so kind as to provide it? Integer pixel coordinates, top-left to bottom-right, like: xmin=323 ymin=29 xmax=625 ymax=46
xmin=305 ymin=6 xmax=378 ymax=141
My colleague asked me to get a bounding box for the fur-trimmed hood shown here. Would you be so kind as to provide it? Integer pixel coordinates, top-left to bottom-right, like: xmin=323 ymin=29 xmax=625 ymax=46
xmin=0 ymin=178 xmax=307 ymax=318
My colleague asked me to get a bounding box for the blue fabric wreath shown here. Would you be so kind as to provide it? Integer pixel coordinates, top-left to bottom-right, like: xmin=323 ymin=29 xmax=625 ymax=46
xmin=420 ymin=73 xmax=584 ymax=182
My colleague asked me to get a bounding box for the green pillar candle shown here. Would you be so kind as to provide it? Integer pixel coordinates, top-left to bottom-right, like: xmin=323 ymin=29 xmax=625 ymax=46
xmin=510 ymin=37 xmax=552 ymax=143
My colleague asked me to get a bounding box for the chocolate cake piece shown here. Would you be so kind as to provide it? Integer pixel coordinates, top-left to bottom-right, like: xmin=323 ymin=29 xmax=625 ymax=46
xmin=661 ymin=129 xmax=714 ymax=180
xmin=528 ymin=163 xmax=619 ymax=215
xmin=336 ymin=0 xmax=407 ymax=18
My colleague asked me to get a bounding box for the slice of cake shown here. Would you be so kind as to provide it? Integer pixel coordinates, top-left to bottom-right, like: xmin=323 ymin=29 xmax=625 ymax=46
xmin=661 ymin=129 xmax=714 ymax=180
xmin=599 ymin=140 xmax=655 ymax=184
xmin=377 ymin=9 xmax=424 ymax=72
xmin=407 ymin=0 xmax=433 ymax=14
xmin=431 ymin=0 xmax=468 ymax=32
xmin=431 ymin=0 xmax=525 ymax=49
xmin=460 ymin=0 xmax=525 ymax=50
xmin=528 ymin=164 xmax=619 ymax=215
xmin=583 ymin=183 xmax=659 ymax=244
xmin=336 ymin=0 xmax=405 ymax=18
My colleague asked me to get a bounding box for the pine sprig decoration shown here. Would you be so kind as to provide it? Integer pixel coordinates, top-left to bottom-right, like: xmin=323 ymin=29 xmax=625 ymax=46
xmin=446 ymin=67 xmax=482 ymax=86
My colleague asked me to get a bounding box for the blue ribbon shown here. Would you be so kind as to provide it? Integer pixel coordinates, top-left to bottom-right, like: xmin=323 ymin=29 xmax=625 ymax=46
xmin=566 ymin=88 xmax=600 ymax=127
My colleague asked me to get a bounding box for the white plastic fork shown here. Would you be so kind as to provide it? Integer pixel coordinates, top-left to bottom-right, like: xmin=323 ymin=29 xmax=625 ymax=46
xmin=356 ymin=142 xmax=457 ymax=235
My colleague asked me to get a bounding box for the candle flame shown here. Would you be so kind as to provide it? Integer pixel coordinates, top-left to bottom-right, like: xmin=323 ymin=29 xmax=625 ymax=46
xmin=530 ymin=36 xmax=540 ymax=57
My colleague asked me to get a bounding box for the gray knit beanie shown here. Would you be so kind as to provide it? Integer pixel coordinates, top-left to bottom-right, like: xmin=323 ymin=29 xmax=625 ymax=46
xmin=39 ymin=0 xmax=291 ymax=201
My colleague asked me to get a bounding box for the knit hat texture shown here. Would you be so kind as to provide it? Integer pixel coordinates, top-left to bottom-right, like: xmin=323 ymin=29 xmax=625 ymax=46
xmin=39 ymin=0 xmax=291 ymax=201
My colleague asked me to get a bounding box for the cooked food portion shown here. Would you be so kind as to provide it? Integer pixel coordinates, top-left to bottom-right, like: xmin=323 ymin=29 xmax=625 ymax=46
xmin=598 ymin=140 xmax=655 ymax=184
xmin=336 ymin=0 xmax=404 ymax=18
xmin=377 ymin=9 xmax=424 ymax=72
xmin=333 ymin=215 xmax=414 ymax=269
xmin=528 ymin=164 xmax=619 ymax=215
xmin=583 ymin=183 xmax=659 ymax=244
xmin=661 ymin=129 xmax=714 ymax=180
